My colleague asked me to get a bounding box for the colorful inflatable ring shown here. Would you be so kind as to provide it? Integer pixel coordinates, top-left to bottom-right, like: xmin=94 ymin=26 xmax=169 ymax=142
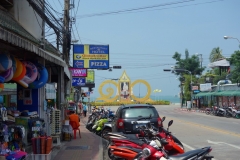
xmin=17 ymin=61 xmax=38 ymax=88
xmin=0 ymin=83 xmax=4 ymax=92
xmin=29 ymin=63 xmax=48 ymax=89
xmin=0 ymin=77 xmax=4 ymax=83
xmin=0 ymin=68 xmax=11 ymax=82
xmin=10 ymin=55 xmax=16 ymax=73
xmin=0 ymin=54 xmax=12 ymax=72
xmin=12 ymin=59 xmax=26 ymax=81
xmin=4 ymin=68 xmax=14 ymax=82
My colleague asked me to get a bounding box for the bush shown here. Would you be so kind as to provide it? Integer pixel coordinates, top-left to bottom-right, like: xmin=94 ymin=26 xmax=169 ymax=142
xmin=90 ymin=100 xmax=170 ymax=106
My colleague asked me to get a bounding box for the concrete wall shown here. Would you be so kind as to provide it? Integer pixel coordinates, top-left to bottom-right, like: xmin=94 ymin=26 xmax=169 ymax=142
xmin=13 ymin=0 xmax=43 ymax=40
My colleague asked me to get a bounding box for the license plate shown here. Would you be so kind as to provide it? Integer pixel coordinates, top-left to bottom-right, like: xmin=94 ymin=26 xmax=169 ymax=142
xmin=134 ymin=123 xmax=147 ymax=129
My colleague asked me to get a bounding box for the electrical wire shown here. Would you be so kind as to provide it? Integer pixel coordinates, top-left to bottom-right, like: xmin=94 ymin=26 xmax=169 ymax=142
xmin=76 ymin=0 xmax=195 ymax=19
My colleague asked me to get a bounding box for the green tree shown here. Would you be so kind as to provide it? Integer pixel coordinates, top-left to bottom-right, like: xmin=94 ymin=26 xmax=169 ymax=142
xmin=172 ymin=49 xmax=205 ymax=102
xmin=209 ymin=47 xmax=225 ymax=63
xmin=229 ymin=50 xmax=240 ymax=83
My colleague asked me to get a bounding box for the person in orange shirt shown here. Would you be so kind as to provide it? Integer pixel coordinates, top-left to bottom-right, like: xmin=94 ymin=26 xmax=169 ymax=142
xmin=69 ymin=111 xmax=80 ymax=128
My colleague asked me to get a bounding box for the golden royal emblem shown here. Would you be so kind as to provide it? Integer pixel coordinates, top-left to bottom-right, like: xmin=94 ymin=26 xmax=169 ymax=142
xmin=96 ymin=70 xmax=152 ymax=102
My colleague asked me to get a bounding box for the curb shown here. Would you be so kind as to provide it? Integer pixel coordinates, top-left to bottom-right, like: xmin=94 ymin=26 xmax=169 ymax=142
xmin=179 ymin=108 xmax=206 ymax=113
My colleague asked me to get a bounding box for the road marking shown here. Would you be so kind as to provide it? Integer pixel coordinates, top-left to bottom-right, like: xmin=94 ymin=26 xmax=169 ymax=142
xmin=207 ymin=140 xmax=240 ymax=150
xmin=182 ymin=142 xmax=195 ymax=150
xmin=168 ymin=117 xmax=240 ymax=138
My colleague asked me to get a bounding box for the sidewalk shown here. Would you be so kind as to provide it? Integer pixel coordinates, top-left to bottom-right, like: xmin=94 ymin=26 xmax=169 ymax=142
xmin=52 ymin=115 xmax=104 ymax=160
xmin=178 ymin=107 xmax=206 ymax=113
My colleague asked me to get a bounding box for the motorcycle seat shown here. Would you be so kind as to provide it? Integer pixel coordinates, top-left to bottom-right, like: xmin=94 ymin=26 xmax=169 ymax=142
xmin=108 ymin=132 xmax=139 ymax=140
xmin=168 ymin=147 xmax=211 ymax=160
xmin=117 ymin=146 xmax=142 ymax=153
xmin=127 ymin=139 xmax=145 ymax=146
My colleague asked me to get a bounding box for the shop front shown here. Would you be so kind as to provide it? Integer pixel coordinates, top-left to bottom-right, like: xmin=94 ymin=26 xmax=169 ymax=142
xmin=0 ymin=3 xmax=71 ymax=159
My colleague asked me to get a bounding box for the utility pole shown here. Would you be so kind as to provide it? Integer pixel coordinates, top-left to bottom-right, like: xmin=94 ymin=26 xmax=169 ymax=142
xmin=63 ymin=0 xmax=70 ymax=65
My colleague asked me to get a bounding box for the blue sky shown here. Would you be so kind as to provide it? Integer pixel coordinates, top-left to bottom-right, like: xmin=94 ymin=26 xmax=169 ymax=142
xmin=46 ymin=0 xmax=240 ymax=99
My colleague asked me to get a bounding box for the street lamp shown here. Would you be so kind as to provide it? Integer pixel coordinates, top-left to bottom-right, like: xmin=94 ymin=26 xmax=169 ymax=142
xmin=223 ymin=36 xmax=240 ymax=43
xmin=195 ymin=53 xmax=203 ymax=69
xmin=224 ymin=36 xmax=240 ymax=48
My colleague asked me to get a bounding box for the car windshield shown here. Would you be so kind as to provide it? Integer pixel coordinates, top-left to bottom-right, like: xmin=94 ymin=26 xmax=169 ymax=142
xmin=122 ymin=107 xmax=158 ymax=118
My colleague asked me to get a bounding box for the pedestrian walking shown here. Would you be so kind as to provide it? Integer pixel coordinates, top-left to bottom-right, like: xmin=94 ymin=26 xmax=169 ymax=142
xmin=83 ymin=103 xmax=87 ymax=117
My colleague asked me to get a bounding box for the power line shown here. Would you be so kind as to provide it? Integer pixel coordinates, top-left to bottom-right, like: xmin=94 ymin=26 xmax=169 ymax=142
xmin=76 ymin=0 xmax=195 ymax=19
xmin=57 ymin=0 xmax=63 ymax=9
xmin=76 ymin=0 xmax=224 ymax=19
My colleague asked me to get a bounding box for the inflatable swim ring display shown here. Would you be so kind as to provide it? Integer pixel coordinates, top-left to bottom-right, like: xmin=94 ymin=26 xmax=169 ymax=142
xmin=10 ymin=55 xmax=16 ymax=73
xmin=16 ymin=61 xmax=38 ymax=88
xmin=0 ymin=54 xmax=12 ymax=72
xmin=0 ymin=83 xmax=4 ymax=92
xmin=12 ymin=58 xmax=26 ymax=81
xmin=29 ymin=63 xmax=48 ymax=89
xmin=4 ymin=68 xmax=14 ymax=82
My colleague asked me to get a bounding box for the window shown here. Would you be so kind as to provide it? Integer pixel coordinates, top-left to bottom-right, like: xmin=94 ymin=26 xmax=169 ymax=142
xmin=122 ymin=107 xmax=158 ymax=118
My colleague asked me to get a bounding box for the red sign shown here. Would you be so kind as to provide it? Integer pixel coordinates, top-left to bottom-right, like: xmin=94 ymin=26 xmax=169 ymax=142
xmin=69 ymin=68 xmax=87 ymax=77
xmin=24 ymin=99 xmax=32 ymax=105
xmin=192 ymin=86 xmax=199 ymax=91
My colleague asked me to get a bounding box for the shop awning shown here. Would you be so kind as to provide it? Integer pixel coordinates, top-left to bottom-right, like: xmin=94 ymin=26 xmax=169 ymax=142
xmin=195 ymin=92 xmax=214 ymax=97
xmin=212 ymin=90 xmax=240 ymax=96
xmin=0 ymin=27 xmax=71 ymax=79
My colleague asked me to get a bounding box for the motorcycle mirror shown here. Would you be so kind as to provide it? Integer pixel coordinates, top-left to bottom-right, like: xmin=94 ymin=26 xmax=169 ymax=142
xmin=161 ymin=116 xmax=166 ymax=122
xmin=168 ymin=120 xmax=173 ymax=127
xmin=160 ymin=138 xmax=169 ymax=145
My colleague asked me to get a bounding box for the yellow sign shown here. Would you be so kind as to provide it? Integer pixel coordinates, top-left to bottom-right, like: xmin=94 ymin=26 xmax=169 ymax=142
xmin=86 ymin=70 xmax=94 ymax=83
xmin=73 ymin=44 xmax=109 ymax=69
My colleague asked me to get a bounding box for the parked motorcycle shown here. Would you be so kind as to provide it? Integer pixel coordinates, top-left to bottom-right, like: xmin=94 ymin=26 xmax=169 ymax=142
xmin=234 ymin=110 xmax=240 ymax=119
xmin=107 ymin=119 xmax=185 ymax=159
xmin=225 ymin=107 xmax=238 ymax=118
xmin=109 ymin=121 xmax=214 ymax=160
xmin=215 ymin=106 xmax=226 ymax=116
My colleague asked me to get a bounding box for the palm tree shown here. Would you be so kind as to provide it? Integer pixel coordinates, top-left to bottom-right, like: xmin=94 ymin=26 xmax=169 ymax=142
xmin=209 ymin=47 xmax=225 ymax=62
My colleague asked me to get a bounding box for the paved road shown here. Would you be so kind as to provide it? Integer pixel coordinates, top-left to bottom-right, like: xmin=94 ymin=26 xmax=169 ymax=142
xmin=105 ymin=105 xmax=240 ymax=160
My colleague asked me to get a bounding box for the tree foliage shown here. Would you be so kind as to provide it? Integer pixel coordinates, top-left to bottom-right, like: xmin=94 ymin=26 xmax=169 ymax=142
xmin=172 ymin=49 xmax=205 ymax=101
xmin=209 ymin=47 xmax=225 ymax=63
xmin=229 ymin=50 xmax=240 ymax=83
xmin=172 ymin=49 xmax=205 ymax=76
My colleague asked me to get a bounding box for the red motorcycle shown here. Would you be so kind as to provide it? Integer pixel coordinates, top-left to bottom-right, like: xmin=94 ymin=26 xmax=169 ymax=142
xmin=107 ymin=117 xmax=184 ymax=158
xmin=109 ymin=123 xmax=214 ymax=160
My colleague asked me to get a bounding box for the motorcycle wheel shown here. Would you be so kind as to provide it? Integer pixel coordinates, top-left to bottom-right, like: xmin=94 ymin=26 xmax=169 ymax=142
xmin=225 ymin=113 xmax=230 ymax=118
xmin=236 ymin=114 xmax=240 ymax=119
xmin=233 ymin=112 xmax=236 ymax=117
xmin=102 ymin=128 xmax=112 ymax=140
xmin=206 ymin=111 xmax=210 ymax=115
xmin=204 ymin=155 xmax=214 ymax=160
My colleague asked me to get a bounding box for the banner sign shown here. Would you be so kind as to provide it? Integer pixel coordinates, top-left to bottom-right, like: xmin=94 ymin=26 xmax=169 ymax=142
xmin=45 ymin=83 xmax=56 ymax=99
xmin=69 ymin=68 xmax=87 ymax=77
xmin=73 ymin=44 xmax=109 ymax=69
xmin=192 ymin=86 xmax=199 ymax=91
xmin=200 ymin=83 xmax=212 ymax=91
xmin=193 ymin=90 xmax=200 ymax=94
xmin=72 ymin=77 xmax=86 ymax=86
xmin=86 ymin=70 xmax=95 ymax=83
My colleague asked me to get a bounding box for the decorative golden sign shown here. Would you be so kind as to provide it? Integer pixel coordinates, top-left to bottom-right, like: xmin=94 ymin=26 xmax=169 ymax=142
xmin=96 ymin=70 xmax=152 ymax=102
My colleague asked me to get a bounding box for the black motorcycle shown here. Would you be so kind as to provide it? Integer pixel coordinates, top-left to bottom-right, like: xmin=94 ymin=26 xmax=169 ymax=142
xmin=215 ymin=106 xmax=226 ymax=116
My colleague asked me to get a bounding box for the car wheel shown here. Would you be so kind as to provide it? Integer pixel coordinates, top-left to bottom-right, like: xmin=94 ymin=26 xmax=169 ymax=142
xmin=102 ymin=128 xmax=112 ymax=140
